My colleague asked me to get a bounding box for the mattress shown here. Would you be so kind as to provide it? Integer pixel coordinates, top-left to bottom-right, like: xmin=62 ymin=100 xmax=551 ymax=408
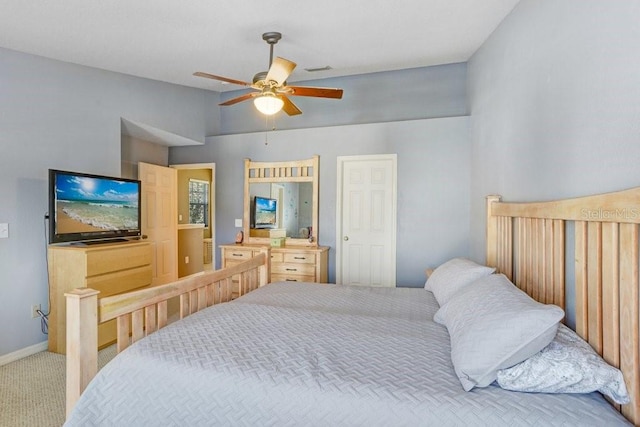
xmin=65 ymin=282 xmax=630 ymax=426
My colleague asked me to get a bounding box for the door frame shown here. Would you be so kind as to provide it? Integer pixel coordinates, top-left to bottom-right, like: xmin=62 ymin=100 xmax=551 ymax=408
xmin=170 ymin=163 xmax=216 ymax=268
xmin=335 ymin=154 xmax=398 ymax=285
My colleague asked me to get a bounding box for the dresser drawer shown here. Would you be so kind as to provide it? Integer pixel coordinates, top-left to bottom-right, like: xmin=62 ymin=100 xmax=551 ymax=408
xmin=86 ymin=265 xmax=152 ymax=298
xmin=270 ymin=252 xmax=284 ymax=263
xmin=223 ymin=248 xmax=255 ymax=262
xmin=271 ymin=274 xmax=316 ymax=283
xmin=86 ymin=244 xmax=152 ymax=276
xmin=272 ymin=263 xmax=316 ymax=276
xmin=283 ymin=252 xmax=315 ymax=264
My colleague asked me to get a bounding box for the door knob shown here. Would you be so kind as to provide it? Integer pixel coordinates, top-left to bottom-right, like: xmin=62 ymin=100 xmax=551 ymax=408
xmin=343 ymin=236 xmax=349 ymax=241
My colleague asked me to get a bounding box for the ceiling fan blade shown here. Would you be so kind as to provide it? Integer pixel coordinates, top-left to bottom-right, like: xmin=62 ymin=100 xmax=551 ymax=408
xmin=280 ymin=95 xmax=302 ymax=116
xmin=266 ymin=57 xmax=296 ymax=86
xmin=219 ymin=92 xmax=258 ymax=106
xmin=286 ymin=86 xmax=344 ymax=99
xmin=194 ymin=72 xmax=252 ymax=87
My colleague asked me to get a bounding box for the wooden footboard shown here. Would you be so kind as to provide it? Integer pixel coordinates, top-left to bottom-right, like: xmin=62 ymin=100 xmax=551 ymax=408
xmin=487 ymin=188 xmax=640 ymax=426
xmin=64 ymin=250 xmax=270 ymax=417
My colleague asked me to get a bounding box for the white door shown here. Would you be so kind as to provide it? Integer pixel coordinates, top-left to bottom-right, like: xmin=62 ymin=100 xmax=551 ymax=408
xmin=336 ymin=154 xmax=397 ymax=287
xmin=139 ymin=162 xmax=178 ymax=285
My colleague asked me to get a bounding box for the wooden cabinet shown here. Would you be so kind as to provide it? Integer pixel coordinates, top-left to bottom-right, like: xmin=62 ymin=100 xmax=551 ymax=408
xmin=220 ymin=244 xmax=329 ymax=288
xmin=48 ymin=241 xmax=152 ymax=354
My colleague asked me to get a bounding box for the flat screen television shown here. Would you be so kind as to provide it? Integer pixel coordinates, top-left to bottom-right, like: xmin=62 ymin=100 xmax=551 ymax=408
xmin=253 ymin=196 xmax=277 ymax=229
xmin=48 ymin=169 xmax=142 ymax=244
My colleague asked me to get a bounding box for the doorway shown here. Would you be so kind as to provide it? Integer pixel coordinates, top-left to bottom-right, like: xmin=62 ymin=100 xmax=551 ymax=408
xmin=336 ymin=154 xmax=397 ymax=287
xmin=171 ymin=163 xmax=216 ymax=271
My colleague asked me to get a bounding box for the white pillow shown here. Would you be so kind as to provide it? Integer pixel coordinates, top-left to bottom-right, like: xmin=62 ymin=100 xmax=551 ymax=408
xmin=434 ymin=274 xmax=564 ymax=391
xmin=424 ymin=258 xmax=495 ymax=306
xmin=497 ymin=323 xmax=630 ymax=404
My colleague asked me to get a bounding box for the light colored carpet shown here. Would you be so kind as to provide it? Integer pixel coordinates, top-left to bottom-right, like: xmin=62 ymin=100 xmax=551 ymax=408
xmin=0 ymin=346 xmax=116 ymax=427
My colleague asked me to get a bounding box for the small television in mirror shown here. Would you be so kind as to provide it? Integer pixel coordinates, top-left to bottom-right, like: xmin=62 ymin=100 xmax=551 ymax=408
xmin=48 ymin=169 xmax=142 ymax=244
xmin=253 ymin=196 xmax=277 ymax=229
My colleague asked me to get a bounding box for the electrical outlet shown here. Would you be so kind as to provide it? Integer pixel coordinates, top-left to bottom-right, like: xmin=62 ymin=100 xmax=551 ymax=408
xmin=235 ymin=218 xmax=243 ymax=227
xmin=31 ymin=304 xmax=41 ymax=319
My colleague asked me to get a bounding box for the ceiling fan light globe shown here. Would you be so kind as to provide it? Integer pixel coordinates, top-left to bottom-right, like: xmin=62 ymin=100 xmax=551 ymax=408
xmin=254 ymin=94 xmax=284 ymax=115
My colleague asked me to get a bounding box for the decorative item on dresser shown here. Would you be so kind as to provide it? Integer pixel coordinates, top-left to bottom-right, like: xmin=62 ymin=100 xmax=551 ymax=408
xmin=47 ymin=241 xmax=152 ymax=354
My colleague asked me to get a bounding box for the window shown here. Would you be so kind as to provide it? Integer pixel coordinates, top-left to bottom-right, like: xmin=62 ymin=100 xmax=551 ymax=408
xmin=189 ymin=179 xmax=209 ymax=227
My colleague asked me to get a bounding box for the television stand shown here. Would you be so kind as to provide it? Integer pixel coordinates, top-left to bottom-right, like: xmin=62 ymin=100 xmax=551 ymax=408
xmin=47 ymin=241 xmax=152 ymax=354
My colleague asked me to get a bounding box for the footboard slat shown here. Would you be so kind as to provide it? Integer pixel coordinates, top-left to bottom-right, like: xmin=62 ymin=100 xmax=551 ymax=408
xmin=145 ymin=305 xmax=157 ymax=336
xmin=117 ymin=314 xmax=130 ymax=353
xmin=132 ymin=309 xmax=144 ymax=343
xmin=198 ymin=287 xmax=207 ymax=311
xmin=157 ymin=301 xmax=168 ymax=329
xmin=180 ymin=293 xmax=189 ymax=319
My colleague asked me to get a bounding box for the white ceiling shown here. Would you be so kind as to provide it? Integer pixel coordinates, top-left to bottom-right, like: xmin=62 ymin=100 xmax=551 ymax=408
xmin=0 ymin=1 xmax=520 ymax=92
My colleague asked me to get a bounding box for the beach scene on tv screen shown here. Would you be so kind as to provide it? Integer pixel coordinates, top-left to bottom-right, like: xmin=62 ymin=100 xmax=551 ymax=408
xmin=55 ymin=174 xmax=139 ymax=234
xmin=255 ymin=198 xmax=276 ymax=226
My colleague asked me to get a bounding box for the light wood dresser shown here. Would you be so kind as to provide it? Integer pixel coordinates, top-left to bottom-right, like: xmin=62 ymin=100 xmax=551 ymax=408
xmin=220 ymin=244 xmax=329 ymax=289
xmin=47 ymin=241 xmax=152 ymax=354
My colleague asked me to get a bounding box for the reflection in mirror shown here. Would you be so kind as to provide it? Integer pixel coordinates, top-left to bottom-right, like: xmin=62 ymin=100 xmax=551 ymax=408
xmin=249 ymin=182 xmax=313 ymax=238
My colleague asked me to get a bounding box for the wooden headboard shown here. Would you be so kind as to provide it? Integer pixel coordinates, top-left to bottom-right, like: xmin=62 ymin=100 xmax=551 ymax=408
xmin=486 ymin=188 xmax=640 ymax=425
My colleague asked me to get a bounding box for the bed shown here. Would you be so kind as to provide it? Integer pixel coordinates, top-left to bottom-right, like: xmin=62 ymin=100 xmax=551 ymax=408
xmin=64 ymin=188 xmax=640 ymax=426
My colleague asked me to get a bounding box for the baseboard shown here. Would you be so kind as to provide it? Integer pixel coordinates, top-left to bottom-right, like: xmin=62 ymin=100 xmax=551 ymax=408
xmin=0 ymin=341 xmax=48 ymax=366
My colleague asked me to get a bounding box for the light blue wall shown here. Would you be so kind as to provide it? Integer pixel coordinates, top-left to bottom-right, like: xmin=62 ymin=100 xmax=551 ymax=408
xmin=468 ymin=1 xmax=640 ymax=323
xmin=170 ymin=117 xmax=471 ymax=285
xmin=218 ymin=63 xmax=468 ymax=135
xmin=0 ymin=47 xmax=211 ymax=357
xmin=172 ymin=62 xmax=470 ymax=284
xmin=468 ymin=0 xmax=640 ymax=258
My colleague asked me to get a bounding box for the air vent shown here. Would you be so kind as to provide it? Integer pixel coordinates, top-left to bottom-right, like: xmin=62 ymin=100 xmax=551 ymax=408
xmin=304 ymin=66 xmax=332 ymax=72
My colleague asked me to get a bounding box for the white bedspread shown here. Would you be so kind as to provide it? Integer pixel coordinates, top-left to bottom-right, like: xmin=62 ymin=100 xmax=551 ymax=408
xmin=65 ymin=282 xmax=630 ymax=426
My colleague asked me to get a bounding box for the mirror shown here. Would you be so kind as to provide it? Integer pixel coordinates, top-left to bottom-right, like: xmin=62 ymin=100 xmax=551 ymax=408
xmin=249 ymin=182 xmax=313 ymax=238
xmin=243 ymin=156 xmax=319 ymax=246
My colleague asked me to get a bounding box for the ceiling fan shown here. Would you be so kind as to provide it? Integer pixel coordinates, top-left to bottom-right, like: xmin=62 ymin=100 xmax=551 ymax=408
xmin=194 ymin=32 xmax=343 ymax=116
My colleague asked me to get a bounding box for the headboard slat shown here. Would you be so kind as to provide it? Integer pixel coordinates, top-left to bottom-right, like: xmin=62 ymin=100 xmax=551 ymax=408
xmin=529 ymin=219 xmax=538 ymax=300
xmin=516 ymin=217 xmax=525 ymax=292
xmin=587 ymin=221 xmax=604 ymax=354
xmin=620 ymin=223 xmax=640 ymax=422
xmin=602 ymin=222 xmax=620 ymax=367
xmin=575 ymin=221 xmax=589 ymax=339
xmin=552 ymin=219 xmax=565 ymax=308
xmin=543 ymin=220 xmax=554 ymax=305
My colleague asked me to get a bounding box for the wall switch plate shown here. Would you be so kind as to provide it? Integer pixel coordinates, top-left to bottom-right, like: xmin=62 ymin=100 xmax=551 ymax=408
xmin=0 ymin=223 xmax=8 ymax=239
xmin=179 ymin=214 xmax=183 ymax=221
xmin=185 ymin=256 xmax=189 ymax=264
xmin=234 ymin=218 xmax=243 ymax=228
